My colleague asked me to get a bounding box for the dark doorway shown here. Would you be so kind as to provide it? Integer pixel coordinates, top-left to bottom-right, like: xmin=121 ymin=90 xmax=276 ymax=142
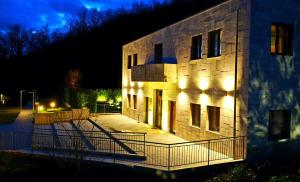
xmin=169 ymin=101 xmax=176 ymax=134
xmin=154 ymin=90 xmax=163 ymax=129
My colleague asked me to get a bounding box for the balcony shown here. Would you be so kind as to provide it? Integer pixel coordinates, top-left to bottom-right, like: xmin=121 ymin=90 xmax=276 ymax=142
xmin=131 ymin=63 xmax=177 ymax=82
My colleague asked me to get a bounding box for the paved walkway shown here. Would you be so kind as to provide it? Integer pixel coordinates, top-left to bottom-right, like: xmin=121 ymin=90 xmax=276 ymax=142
xmin=0 ymin=109 xmax=33 ymax=133
xmin=91 ymin=114 xmax=186 ymax=144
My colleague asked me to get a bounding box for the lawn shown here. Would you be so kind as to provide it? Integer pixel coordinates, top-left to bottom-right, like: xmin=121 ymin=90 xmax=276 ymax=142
xmin=0 ymin=106 xmax=19 ymax=124
xmin=1 ymin=151 xmax=300 ymax=181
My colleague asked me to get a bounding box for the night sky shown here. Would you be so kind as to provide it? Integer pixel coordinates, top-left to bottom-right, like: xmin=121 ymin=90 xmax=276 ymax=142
xmin=0 ymin=0 xmax=163 ymax=33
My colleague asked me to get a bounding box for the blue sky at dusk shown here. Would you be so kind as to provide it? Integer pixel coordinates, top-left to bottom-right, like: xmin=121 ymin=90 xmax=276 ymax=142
xmin=0 ymin=0 xmax=164 ymax=33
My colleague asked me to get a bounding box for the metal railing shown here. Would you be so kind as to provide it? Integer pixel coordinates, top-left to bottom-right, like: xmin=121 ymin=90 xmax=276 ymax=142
xmin=0 ymin=131 xmax=246 ymax=171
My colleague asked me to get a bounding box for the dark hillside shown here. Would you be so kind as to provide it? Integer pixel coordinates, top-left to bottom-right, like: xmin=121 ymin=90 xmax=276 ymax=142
xmin=0 ymin=0 xmax=227 ymax=99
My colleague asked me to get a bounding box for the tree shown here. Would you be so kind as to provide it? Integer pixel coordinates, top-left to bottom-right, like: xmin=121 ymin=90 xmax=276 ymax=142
xmin=7 ymin=25 xmax=28 ymax=58
xmin=88 ymin=8 xmax=103 ymax=28
xmin=0 ymin=33 xmax=8 ymax=60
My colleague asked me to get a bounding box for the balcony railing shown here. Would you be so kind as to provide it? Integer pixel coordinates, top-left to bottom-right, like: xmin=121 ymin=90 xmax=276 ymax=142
xmin=131 ymin=63 xmax=177 ymax=82
xmin=0 ymin=131 xmax=246 ymax=171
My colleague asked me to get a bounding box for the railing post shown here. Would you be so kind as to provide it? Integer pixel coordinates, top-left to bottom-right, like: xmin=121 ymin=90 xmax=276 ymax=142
xmin=113 ymin=139 xmax=116 ymax=164
xmin=52 ymin=134 xmax=55 ymax=155
xmin=242 ymin=136 xmax=245 ymax=159
xmin=143 ymin=134 xmax=146 ymax=156
xmin=168 ymin=145 xmax=171 ymax=171
xmin=208 ymin=140 xmax=210 ymax=166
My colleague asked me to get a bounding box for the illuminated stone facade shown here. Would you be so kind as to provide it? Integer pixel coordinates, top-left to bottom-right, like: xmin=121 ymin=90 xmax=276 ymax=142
xmin=122 ymin=0 xmax=300 ymax=156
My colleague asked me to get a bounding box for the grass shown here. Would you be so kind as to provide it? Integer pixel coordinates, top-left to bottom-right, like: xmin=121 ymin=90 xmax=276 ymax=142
xmin=0 ymin=106 xmax=19 ymax=124
xmin=1 ymin=151 xmax=300 ymax=181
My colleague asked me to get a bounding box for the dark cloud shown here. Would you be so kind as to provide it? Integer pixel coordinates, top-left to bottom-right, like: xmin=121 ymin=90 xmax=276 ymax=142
xmin=0 ymin=0 xmax=158 ymax=31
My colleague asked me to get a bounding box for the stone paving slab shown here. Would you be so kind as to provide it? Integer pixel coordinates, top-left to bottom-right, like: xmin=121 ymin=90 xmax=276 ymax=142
xmin=91 ymin=114 xmax=187 ymax=144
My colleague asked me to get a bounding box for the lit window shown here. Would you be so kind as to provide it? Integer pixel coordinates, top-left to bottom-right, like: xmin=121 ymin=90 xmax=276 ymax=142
xmin=271 ymin=24 xmax=293 ymax=55
xmin=191 ymin=103 xmax=201 ymax=127
xmin=127 ymin=55 xmax=132 ymax=69
xmin=133 ymin=54 xmax=138 ymax=66
xmin=269 ymin=110 xmax=291 ymax=140
xmin=133 ymin=95 xmax=137 ymax=109
xmin=208 ymin=29 xmax=221 ymax=58
xmin=207 ymin=106 xmax=220 ymax=132
xmin=191 ymin=35 xmax=202 ymax=60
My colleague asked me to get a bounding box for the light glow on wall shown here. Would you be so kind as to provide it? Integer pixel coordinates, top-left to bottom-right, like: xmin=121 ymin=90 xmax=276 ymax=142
xmin=137 ymin=89 xmax=143 ymax=98
xmin=162 ymin=104 xmax=169 ymax=131
xmin=199 ymin=94 xmax=209 ymax=105
xmin=130 ymin=88 xmax=134 ymax=95
xmin=123 ymin=88 xmax=128 ymax=96
xmin=130 ymin=82 xmax=135 ymax=87
xmin=223 ymin=76 xmax=234 ymax=91
xmin=223 ymin=96 xmax=234 ymax=109
xmin=138 ymin=82 xmax=144 ymax=88
xmin=123 ymin=79 xmax=128 ymax=87
xmin=148 ymin=111 xmax=153 ymax=126
xmin=178 ymin=92 xmax=188 ymax=105
xmin=179 ymin=78 xmax=187 ymax=90
xmin=199 ymin=77 xmax=209 ymax=90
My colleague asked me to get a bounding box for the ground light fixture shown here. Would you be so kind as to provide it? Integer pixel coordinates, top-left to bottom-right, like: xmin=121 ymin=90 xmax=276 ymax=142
xmin=50 ymin=102 xmax=56 ymax=108
xmin=38 ymin=105 xmax=44 ymax=112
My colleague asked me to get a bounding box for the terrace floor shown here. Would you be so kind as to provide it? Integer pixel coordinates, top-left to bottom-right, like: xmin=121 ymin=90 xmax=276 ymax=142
xmin=90 ymin=114 xmax=187 ymax=144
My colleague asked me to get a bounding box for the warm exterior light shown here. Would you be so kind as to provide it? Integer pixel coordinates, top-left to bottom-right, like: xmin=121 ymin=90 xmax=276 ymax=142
xmin=223 ymin=76 xmax=234 ymax=92
xmin=50 ymin=102 xmax=56 ymax=108
xmin=38 ymin=105 xmax=44 ymax=112
xmin=199 ymin=78 xmax=209 ymax=90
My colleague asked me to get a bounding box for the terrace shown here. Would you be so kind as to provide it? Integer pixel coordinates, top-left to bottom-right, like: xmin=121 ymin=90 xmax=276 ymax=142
xmin=0 ymin=111 xmax=245 ymax=171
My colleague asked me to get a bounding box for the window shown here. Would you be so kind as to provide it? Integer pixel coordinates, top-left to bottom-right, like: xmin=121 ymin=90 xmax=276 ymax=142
xmin=271 ymin=24 xmax=293 ymax=55
xmin=191 ymin=103 xmax=201 ymax=127
xmin=127 ymin=94 xmax=131 ymax=108
xmin=269 ymin=110 xmax=291 ymax=140
xmin=191 ymin=35 xmax=202 ymax=60
xmin=154 ymin=43 xmax=163 ymax=63
xmin=127 ymin=55 xmax=132 ymax=69
xmin=133 ymin=95 xmax=137 ymax=109
xmin=133 ymin=54 xmax=138 ymax=66
xmin=207 ymin=106 xmax=220 ymax=132
xmin=208 ymin=29 xmax=221 ymax=58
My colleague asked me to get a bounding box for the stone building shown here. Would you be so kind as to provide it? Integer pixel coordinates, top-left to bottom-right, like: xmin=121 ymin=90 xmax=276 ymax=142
xmin=122 ymin=0 xmax=300 ymax=157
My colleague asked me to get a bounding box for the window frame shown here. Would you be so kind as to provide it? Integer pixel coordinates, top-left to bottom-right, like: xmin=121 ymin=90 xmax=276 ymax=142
xmin=269 ymin=109 xmax=291 ymax=141
xmin=207 ymin=106 xmax=220 ymax=132
xmin=133 ymin=95 xmax=137 ymax=110
xmin=191 ymin=34 xmax=203 ymax=60
xmin=208 ymin=29 xmax=221 ymax=58
xmin=127 ymin=94 xmax=131 ymax=108
xmin=154 ymin=43 xmax=163 ymax=64
xmin=133 ymin=54 xmax=138 ymax=66
xmin=190 ymin=103 xmax=201 ymax=128
xmin=271 ymin=23 xmax=293 ymax=56
xmin=127 ymin=55 xmax=132 ymax=69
